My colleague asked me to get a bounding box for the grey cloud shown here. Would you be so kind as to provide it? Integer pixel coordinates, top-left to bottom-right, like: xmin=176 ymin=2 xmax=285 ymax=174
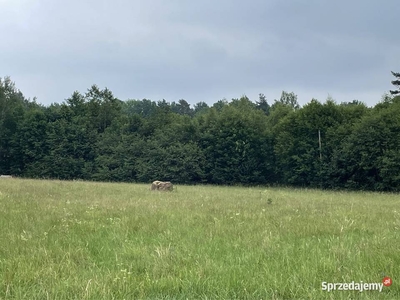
xmin=0 ymin=0 xmax=398 ymax=106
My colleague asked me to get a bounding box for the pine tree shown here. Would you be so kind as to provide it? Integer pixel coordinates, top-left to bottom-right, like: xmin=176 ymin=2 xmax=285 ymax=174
xmin=390 ymin=71 xmax=400 ymax=95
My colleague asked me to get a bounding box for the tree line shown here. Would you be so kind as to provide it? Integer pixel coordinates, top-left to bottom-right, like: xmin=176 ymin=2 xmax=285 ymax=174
xmin=1 ymin=74 xmax=400 ymax=191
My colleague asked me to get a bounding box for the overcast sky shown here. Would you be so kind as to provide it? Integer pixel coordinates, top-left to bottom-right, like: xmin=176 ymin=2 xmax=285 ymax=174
xmin=1 ymin=0 xmax=398 ymax=107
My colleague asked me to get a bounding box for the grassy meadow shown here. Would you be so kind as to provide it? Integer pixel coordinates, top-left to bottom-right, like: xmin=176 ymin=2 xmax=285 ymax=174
xmin=0 ymin=178 xmax=399 ymax=299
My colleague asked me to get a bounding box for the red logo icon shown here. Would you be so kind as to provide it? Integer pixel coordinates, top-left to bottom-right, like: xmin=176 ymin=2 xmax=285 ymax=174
xmin=383 ymin=277 xmax=392 ymax=287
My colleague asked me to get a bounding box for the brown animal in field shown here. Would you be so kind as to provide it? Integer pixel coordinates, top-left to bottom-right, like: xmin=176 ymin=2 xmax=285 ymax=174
xmin=151 ymin=180 xmax=173 ymax=191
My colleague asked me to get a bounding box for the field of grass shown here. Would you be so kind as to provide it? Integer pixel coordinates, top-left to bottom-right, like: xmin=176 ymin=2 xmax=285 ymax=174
xmin=0 ymin=178 xmax=399 ymax=299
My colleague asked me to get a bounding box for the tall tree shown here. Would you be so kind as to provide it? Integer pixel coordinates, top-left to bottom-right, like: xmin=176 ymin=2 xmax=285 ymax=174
xmin=0 ymin=76 xmax=30 ymax=175
xmin=256 ymin=93 xmax=270 ymax=115
xmin=85 ymin=85 xmax=122 ymax=133
xmin=212 ymin=99 xmax=228 ymax=111
xmin=273 ymin=98 xmax=347 ymax=186
xmin=193 ymin=101 xmax=210 ymax=116
xmin=18 ymin=108 xmax=51 ymax=177
xmin=199 ymin=98 xmax=275 ymax=184
xmin=390 ymin=71 xmax=400 ymax=95
xmin=276 ymin=91 xmax=300 ymax=110
xmin=171 ymin=99 xmax=193 ymax=116
xmin=123 ymin=99 xmax=157 ymax=118
xmin=331 ymin=100 xmax=400 ymax=191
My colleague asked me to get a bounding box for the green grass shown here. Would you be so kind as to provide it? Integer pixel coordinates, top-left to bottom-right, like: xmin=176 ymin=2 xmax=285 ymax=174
xmin=0 ymin=179 xmax=399 ymax=299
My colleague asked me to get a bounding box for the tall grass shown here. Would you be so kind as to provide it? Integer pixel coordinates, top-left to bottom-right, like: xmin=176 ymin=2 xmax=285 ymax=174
xmin=0 ymin=179 xmax=398 ymax=299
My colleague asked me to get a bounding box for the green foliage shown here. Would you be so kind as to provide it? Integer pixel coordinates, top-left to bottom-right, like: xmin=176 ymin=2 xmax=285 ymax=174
xmin=0 ymin=77 xmax=29 ymax=175
xmin=122 ymin=99 xmax=157 ymax=118
xmin=1 ymin=76 xmax=400 ymax=191
xmin=170 ymin=99 xmax=194 ymax=116
xmin=319 ymin=100 xmax=369 ymax=187
xmin=390 ymin=71 xmax=400 ymax=95
xmin=200 ymin=97 xmax=275 ymax=184
xmin=331 ymin=99 xmax=400 ymax=191
xmin=255 ymin=93 xmax=270 ymax=115
xmin=273 ymin=100 xmax=326 ymax=184
xmin=193 ymin=101 xmax=210 ymax=116
xmin=267 ymin=101 xmax=294 ymax=128
xmin=84 ymin=85 xmax=123 ymax=134
xmin=212 ymin=98 xmax=228 ymax=111
xmin=136 ymin=141 xmax=206 ymax=183
xmin=275 ymin=90 xmax=300 ymax=110
xmin=16 ymin=108 xmax=51 ymax=177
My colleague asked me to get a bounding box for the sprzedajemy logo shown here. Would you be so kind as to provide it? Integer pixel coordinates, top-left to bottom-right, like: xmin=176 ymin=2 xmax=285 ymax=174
xmin=322 ymin=277 xmax=392 ymax=293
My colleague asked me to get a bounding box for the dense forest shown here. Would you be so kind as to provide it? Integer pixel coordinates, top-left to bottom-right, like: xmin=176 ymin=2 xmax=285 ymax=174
xmin=1 ymin=74 xmax=400 ymax=191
